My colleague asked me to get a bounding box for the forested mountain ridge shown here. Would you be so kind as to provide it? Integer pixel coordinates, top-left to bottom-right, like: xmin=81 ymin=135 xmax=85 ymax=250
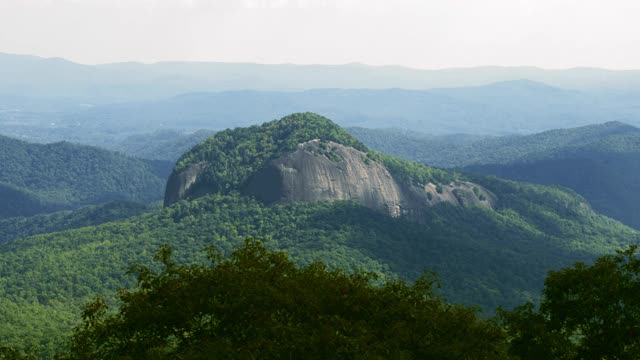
xmin=351 ymin=122 xmax=640 ymax=229
xmin=350 ymin=121 xmax=639 ymax=167
xmin=0 ymin=134 xmax=170 ymax=218
xmin=1 ymin=113 xmax=638 ymax=356
xmin=458 ymin=120 xmax=640 ymax=166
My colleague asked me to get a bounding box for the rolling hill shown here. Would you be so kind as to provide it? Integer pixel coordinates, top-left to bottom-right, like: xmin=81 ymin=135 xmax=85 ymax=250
xmin=0 ymin=134 xmax=171 ymax=218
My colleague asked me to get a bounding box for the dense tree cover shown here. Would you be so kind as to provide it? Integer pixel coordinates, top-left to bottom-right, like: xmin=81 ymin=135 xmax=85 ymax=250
xmin=7 ymin=239 xmax=640 ymax=359
xmin=0 ymin=201 xmax=155 ymax=244
xmin=461 ymin=125 xmax=640 ymax=229
xmin=499 ymin=245 xmax=640 ymax=359
xmin=351 ymin=121 xmax=640 ymax=168
xmin=0 ymin=346 xmax=33 ymax=360
xmin=0 ymin=177 xmax=636 ymax=356
xmin=59 ymin=240 xmax=509 ymax=359
xmin=467 ymin=154 xmax=640 ymax=229
xmin=57 ymin=242 xmax=640 ymax=360
xmin=372 ymin=151 xmax=458 ymax=188
xmin=0 ymin=182 xmax=63 ymax=218
xmin=0 ymin=134 xmax=169 ymax=218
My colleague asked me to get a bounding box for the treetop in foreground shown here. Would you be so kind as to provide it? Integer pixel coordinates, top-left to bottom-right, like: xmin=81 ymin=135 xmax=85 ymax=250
xmin=500 ymin=245 xmax=640 ymax=360
xmin=61 ymin=239 xmax=509 ymax=359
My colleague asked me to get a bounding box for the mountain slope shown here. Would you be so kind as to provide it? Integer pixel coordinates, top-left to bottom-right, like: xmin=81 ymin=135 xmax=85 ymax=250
xmin=0 ymin=201 xmax=154 ymax=244
xmin=165 ymin=113 xmax=488 ymax=217
xmin=464 ymin=127 xmax=640 ymax=229
xmin=0 ymin=135 xmax=170 ymax=218
xmin=0 ymin=113 xmax=637 ymax=356
xmin=0 ymin=182 xmax=64 ymax=218
xmin=1 ymin=187 xmax=636 ymax=355
xmin=352 ymin=122 xmax=640 ymax=229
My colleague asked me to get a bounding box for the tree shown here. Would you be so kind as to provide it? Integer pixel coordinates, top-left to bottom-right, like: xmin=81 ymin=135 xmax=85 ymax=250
xmin=499 ymin=245 xmax=640 ymax=359
xmin=0 ymin=346 xmax=34 ymax=360
xmin=60 ymin=239 xmax=509 ymax=359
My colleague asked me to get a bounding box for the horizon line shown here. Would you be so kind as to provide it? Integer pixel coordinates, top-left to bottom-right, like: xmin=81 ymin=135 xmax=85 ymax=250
xmin=2 ymin=51 xmax=639 ymax=72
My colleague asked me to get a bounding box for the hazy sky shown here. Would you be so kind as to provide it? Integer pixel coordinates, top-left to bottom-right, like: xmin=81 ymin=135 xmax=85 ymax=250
xmin=1 ymin=0 xmax=639 ymax=69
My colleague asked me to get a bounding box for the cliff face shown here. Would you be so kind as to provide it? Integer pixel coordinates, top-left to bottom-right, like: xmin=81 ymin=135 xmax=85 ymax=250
xmin=164 ymin=161 xmax=208 ymax=206
xmin=244 ymin=140 xmax=406 ymax=216
xmin=243 ymin=140 xmax=495 ymax=218
xmin=165 ymin=139 xmax=495 ymax=218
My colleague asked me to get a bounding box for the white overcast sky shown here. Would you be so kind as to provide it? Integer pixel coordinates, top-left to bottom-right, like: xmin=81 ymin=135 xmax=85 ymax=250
xmin=0 ymin=0 xmax=639 ymax=69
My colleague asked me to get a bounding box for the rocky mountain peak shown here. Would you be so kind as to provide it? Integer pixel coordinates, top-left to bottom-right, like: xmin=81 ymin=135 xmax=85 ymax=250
xmin=165 ymin=118 xmax=495 ymax=219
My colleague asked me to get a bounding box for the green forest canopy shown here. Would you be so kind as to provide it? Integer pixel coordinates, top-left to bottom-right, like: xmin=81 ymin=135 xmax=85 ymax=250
xmin=0 ymin=134 xmax=170 ymax=218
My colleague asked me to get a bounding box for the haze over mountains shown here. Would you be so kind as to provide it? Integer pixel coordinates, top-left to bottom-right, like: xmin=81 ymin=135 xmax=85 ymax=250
xmin=3 ymin=56 xmax=640 ymax=148
xmin=4 ymin=53 xmax=640 ymax=101
xmin=37 ymin=82 xmax=640 ymax=135
xmin=3 ymin=52 xmax=640 ymax=153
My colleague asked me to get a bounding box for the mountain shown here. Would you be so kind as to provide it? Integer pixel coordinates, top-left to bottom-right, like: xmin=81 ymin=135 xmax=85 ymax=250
xmin=6 ymin=81 xmax=640 ymax=149
xmin=50 ymin=83 xmax=640 ymax=134
xmin=3 ymin=53 xmax=640 ymax=147
xmin=0 ymin=135 xmax=171 ymax=218
xmin=165 ymin=113 xmax=493 ymax=217
xmin=65 ymin=81 xmax=616 ymax=133
xmin=4 ymin=53 xmax=640 ymax=104
xmin=0 ymin=113 xmax=636 ymax=356
xmin=352 ymin=122 xmax=640 ymax=229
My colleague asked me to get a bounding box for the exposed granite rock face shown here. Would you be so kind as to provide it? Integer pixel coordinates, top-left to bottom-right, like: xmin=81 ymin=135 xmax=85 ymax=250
xmin=401 ymin=181 xmax=496 ymax=218
xmin=164 ymin=139 xmax=495 ymax=218
xmin=244 ymin=140 xmax=406 ymax=216
xmin=164 ymin=161 xmax=208 ymax=206
xmin=243 ymin=140 xmax=495 ymax=218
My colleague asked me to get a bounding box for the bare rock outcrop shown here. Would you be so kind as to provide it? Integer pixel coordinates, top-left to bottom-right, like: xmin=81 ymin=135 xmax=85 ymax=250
xmin=244 ymin=140 xmax=406 ymax=216
xmin=243 ymin=140 xmax=495 ymax=218
xmin=164 ymin=161 xmax=208 ymax=206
